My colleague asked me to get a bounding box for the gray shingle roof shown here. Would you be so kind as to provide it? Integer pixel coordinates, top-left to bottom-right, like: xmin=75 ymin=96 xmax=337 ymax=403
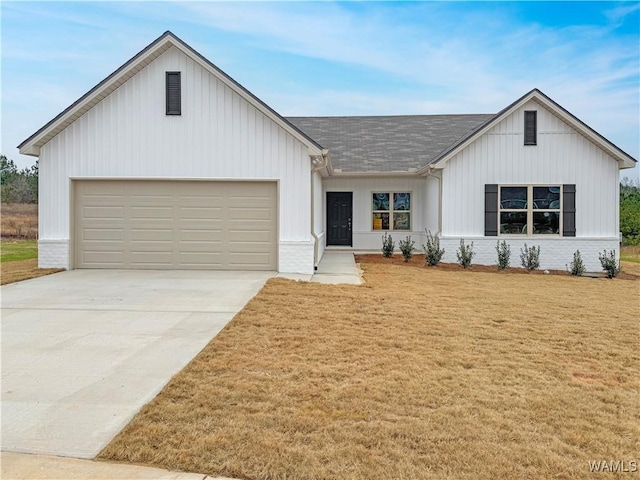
xmin=286 ymin=114 xmax=494 ymax=173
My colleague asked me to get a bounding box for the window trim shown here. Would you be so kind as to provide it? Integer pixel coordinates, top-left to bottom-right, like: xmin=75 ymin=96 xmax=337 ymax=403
xmin=371 ymin=191 xmax=412 ymax=232
xmin=166 ymin=71 xmax=181 ymax=116
xmin=524 ymin=110 xmax=537 ymax=146
xmin=498 ymin=185 xmax=562 ymax=236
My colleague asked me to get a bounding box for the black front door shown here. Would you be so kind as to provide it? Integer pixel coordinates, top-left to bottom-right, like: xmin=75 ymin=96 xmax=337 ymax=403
xmin=326 ymin=192 xmax=352 ymax=246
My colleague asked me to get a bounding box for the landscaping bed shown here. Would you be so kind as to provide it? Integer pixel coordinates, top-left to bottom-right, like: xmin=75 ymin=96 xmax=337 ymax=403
xmin=355 ymin=253 xmax=640 ymax=280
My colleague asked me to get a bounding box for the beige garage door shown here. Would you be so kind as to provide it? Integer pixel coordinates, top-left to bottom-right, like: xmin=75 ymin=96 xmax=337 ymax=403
xmin=74 ymin=180 xmax=277 ymax=270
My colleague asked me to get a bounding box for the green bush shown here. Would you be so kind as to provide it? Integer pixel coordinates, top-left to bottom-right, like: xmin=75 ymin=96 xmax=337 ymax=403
xmin=567 ymin=250 xmax=585 ymax=276
xmin=381 ymin=232 xmax=395 ymax=258
xmin=620 ymin=178 xmax=640 ymax=246
xmin=520 ymin=244 xmax=541 ymax=270
xmin=599 ymin=249 xmax=620 ymax=278
xmin=456 ymin=239 xmax=475 ymax=269
xmin=496 ymin=240 xmax=511 ymax=270
xmin=422 ymin=230 xmax=445 ymax=266
xmin=399 ymin=236 xmax=415 ymax=262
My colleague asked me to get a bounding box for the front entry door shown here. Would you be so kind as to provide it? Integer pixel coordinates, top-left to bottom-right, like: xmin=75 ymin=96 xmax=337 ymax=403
xmin=326 ymin=192 xmax=352 ymax=246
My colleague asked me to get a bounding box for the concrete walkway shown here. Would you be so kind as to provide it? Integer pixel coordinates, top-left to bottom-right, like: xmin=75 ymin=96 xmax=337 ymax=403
xmin=0 ymin=452 xmax=237 ymax=480
xmin=277 ymin=251 xmax=362 ymax=284
xmin=312 ymin=250 xmax=362 ymax=284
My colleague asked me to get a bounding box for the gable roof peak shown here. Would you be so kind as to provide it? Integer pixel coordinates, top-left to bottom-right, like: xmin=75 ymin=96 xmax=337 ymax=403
xmin=419 ymin=88 xmax=636 ymax=171
xmin=18 ymin=31 xmax=322 ymax=156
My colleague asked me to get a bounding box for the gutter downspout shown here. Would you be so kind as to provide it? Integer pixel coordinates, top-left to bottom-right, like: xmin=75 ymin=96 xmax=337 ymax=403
xmin=424 ymin=166 xmax=442 ymax=235
xmin=310 ymin=150 xmax=329 ymax=270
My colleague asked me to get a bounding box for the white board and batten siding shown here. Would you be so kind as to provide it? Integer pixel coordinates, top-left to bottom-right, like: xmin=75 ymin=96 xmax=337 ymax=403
xmin=38 ymin=46 xmax=316 ymax=274
xmin=323 ymin=176 xmax=436 ymax=250
xmin=440 ymin=99 xmax=620 ymax=270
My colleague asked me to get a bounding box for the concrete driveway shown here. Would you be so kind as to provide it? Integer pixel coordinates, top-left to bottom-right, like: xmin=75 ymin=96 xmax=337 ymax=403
xmin=1 ymin=269 xmax=272 ymax=459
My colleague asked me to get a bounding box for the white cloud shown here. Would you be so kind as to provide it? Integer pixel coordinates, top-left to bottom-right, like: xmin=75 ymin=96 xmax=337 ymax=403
xmin=1 ymin=1 xmax=637 ymax=176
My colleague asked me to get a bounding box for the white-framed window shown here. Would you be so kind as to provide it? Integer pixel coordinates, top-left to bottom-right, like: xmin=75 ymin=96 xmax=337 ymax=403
xmin=499 ymin=185 xmax=561 ymax=235
xmin=372 ymin=192 xmax=411 ymax=231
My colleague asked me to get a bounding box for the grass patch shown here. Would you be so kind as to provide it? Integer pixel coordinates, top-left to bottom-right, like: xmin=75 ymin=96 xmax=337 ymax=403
xmin=621 ymin=245 xmax=640 ymax=264
xmin=100 ymin=263 xmax=639 ymax=480
xmin=0 ymin=259 xmax=63 ymax=285
xmin=1 ymin=203 xmax=38 ymax=240
xmin=1 ymin=240 xmax=38 ymax=262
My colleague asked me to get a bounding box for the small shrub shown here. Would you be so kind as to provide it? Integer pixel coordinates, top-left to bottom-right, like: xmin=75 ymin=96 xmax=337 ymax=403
xmin=422 ymin=230 xmax=445 ymax=266
xmin=496 ymin=240 xmax=511 ymax=270
xmin=567 ymin=250 xmax=585 ymax=276
xmin=520 ymin=243 xmax=541 ymax=270
xmin=381 ymin=232 xmax=395 ymax=258
xmin=456 ymin=239 xmax=475 ymax=269
xmin=399 ymin=236 xmax=415 ymax=262
xmin=599 ymin=249 xmax=620 ymax=278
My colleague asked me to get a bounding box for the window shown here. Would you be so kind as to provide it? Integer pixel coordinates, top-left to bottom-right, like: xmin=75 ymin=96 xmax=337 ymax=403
xmin=372 ymin=192 xmax=411 ymax=231
xmin=524 ymin=110 xmax=537 ymax=145
xmin=499 ymin=185 xmax=561 ymax=235
xmin=166 ymin=72 xmax=181 ymax=115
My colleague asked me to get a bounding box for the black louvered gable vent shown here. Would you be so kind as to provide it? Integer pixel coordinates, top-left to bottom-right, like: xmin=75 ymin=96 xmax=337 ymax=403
xmin=524 ymin=110 xmax=537 ymax=145
xmin=166 ymin=72 xmax=181 ymax=115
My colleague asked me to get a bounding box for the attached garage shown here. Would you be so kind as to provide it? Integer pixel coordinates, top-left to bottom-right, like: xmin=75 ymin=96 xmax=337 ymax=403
xmin=74 ymin=180 xmax=277 ymax=270
xmin=18 ymin=32 xmax=326 ymax=274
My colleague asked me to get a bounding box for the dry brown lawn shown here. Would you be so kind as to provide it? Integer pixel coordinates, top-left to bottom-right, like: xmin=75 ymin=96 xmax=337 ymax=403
xmin=0 ymin=259 xmax=63 ymax=285
xmin=100 ymin=261 xmax=639 ymax=480
xmin=1 ymin=203 xmax=38 ymax=239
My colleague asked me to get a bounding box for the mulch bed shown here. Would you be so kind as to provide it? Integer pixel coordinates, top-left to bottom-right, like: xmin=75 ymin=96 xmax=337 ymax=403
xmin=355 ymin=253 xmax=639 ymax=280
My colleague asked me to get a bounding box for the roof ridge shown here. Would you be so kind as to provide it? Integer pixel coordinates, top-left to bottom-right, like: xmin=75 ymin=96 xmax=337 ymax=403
xmin=286 ymin=113 xmax=494 ymax=120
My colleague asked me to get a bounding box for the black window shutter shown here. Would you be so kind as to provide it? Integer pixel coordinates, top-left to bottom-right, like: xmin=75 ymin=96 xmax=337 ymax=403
xmin=166 ymin=72 xmax=181 ymax=115
xmin=524 ymin=111 xmax=537 ymax=145
xmin=485 ymin=184 xmax=498 ymax=236
xmin=563 ymin=184 xmax=576 ymax=237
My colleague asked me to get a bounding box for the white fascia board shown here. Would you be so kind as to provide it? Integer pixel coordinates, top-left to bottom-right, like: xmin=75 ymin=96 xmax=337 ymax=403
xmin=18 ymin=38 xmax=173 ymax=156
xmin=331 ymin=171 xmax=420 ymax=177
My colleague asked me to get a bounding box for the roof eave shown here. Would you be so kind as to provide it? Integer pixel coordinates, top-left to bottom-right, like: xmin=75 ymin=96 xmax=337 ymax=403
xmin=332 ymin=170 xmax=420 ymax=177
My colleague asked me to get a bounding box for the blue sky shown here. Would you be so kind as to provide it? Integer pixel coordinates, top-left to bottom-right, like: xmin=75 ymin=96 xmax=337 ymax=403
xmin=2 ymin=1 xmax=639 ymax=178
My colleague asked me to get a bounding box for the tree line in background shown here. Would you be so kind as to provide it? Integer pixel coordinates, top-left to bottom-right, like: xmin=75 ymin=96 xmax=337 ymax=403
xmin=1 ymin=155 xmax=38 ymax=204
xmin=620 ymin=177 xmax=640 ymax=245
xmin=1 ymin=153 xmax=639 ymax=244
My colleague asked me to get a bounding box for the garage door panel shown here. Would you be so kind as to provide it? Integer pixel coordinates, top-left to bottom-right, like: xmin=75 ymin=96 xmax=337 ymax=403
xmin=82 ymin=229 xmax=124 ymax=241
xmin=179 ymin=229 xmax=222 ymax=242
xmin=130 ymin=241 xmax=173 ymax=253
xmin=83 ymin=206 xmax=125 ymax=219
xmin=228 ymin=253 xmax=273 ymax=267
xmin=178 ymin=241 xmax=223 ymax=252
xmin=82 ymin=251 xmax=124 ymax=265
xmin=229 ymin=207 xmax=272 ymax=220
xmin=131 ymin=206 xmax=174 ymax=219
xmin=228 ymin=229 xmax=271 ymax=243
xmin=131 ymin=229 xmax=173 ymax=241
xmin=179 ymin=206 xmax=223 ymax=219
xmin=75 ymin=180 xmax=276 ymax=270
xmin=179 ymin=251 xmax=224 ymax=262
xmin=178 ymin=195 xmax=223 ymax=207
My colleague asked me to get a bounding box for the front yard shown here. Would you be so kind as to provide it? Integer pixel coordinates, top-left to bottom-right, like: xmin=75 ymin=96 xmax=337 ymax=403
xmin=99 ymin=261 xmax=639 ymax=480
